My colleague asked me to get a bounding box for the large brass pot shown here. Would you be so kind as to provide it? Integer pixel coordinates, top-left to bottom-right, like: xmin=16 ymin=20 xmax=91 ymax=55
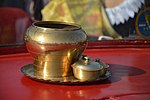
xmin=25 ymin=21 xmax=87 ymax=80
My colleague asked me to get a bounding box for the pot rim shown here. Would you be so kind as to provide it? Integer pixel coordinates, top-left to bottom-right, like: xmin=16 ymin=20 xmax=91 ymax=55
xmin=32 ymin=21 xmax=81 ymax=31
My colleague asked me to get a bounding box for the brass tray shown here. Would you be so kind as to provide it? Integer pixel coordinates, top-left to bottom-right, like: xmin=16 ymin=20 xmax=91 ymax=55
xmin=21 ymin=64 xmax=111 ymax=85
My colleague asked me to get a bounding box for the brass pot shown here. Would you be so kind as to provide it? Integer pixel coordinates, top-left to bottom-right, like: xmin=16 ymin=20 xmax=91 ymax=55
xmin=25 ymin=21 xmax=87 ymax=80
xmin=72 ymin=55 xmax=108 ymax=81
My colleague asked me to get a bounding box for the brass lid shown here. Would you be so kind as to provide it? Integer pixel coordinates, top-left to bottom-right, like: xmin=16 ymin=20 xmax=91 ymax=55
xmin=72 ymin=55 xmax=103 ymax=71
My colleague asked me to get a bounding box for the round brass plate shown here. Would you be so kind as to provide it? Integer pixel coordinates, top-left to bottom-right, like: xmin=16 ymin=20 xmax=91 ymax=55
xmin=21 ymin=64 xmax=111 ymax=85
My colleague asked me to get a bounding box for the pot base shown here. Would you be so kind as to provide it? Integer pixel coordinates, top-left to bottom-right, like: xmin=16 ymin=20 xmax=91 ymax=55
xmin=21 ymin=64 xmax=111 ymax=85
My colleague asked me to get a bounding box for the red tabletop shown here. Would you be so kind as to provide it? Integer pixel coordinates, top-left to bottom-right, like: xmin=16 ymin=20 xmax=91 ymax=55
xmin=0 ymin=48 xmax=150 ymax=100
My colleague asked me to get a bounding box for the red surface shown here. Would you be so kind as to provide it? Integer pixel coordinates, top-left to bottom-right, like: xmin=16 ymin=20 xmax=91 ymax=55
xmin=0 ymin=48 xmax=150 ymax=100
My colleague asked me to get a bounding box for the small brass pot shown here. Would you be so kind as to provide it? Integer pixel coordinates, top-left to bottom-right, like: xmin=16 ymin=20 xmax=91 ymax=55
xmin=72 ymin=55 xmax=105 ymax=81
xmin=25 ymin=21 xmax=87 ymax=80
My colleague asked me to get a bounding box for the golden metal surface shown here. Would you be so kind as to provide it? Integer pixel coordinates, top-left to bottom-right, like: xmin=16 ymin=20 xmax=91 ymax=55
xmin=72 ymin=68 xmax=103 ymax=81
xmin=25 ymin=21 xmax=87 ymax=80
xmin=71 ymin=55 xmax=108 ymax=81
xmin=33 ymin=48 xmax=84 ymax=79
xmin=20 ymin=64 xmax=111 ymax=84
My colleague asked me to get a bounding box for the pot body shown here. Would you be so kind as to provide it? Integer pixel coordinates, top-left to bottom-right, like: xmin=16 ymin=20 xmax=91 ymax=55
xmin=72 ymin=67 xmax=104 ymax=81
xmin=71 ymin=56 xmax=105 ymax=81
xmin=25 ymin=21 xmax=87 ymax=79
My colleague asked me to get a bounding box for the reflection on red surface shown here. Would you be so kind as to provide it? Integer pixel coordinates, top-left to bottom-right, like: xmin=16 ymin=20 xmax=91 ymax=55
xmin=0 ymin=7 xmax=32 ymax=44
xmin=101 ymin=93 xmax=150 ymax=100
xmin=0 ymin=48 xmax=150 ymax=100
xmin=21 ymin=76 xmax=110 ymax=100
xmin=20 ymin=64 xmax=147 ymax=100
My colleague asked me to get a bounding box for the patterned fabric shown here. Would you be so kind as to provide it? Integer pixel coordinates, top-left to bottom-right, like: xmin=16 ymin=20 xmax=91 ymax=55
xmin=42 ymin=0 xmax=121 ymax=38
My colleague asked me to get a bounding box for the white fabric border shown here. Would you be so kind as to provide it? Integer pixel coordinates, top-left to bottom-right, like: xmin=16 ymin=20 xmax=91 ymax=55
xmin=105 ymin=0 xmax=145 ymax=25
